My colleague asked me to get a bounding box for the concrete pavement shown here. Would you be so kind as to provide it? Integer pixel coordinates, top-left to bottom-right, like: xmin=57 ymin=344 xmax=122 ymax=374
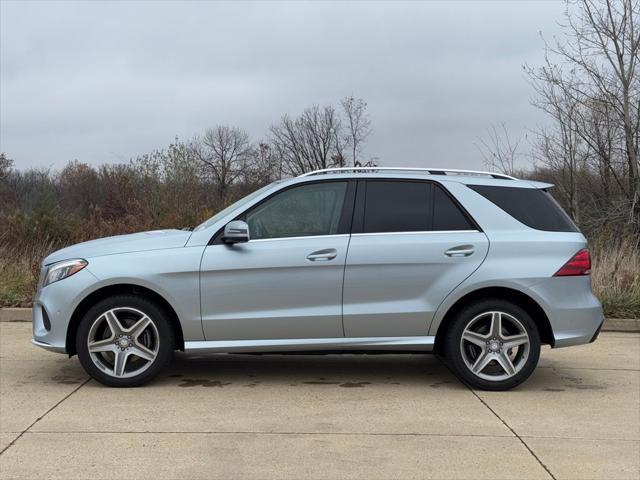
xmin=0 ymin=322 xmax=638 ymax=479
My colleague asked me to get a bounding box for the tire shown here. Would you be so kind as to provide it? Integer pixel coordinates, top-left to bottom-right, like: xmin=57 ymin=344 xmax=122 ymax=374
xmin=444 ymin=299 xmax=541 ymax=391
xmin=76 ymin=294 xmax=175 ymax=387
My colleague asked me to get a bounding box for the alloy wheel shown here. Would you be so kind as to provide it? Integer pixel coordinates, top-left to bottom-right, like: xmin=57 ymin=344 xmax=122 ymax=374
xmin=459 ymin=311 xmax=530 ymax=382
xmin=87 ymin=307 xmax=159 ymax=378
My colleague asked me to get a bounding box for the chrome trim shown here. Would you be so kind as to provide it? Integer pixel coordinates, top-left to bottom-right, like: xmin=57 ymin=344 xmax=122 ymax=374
xmin=250 ymin=234 xmax=349 ymax=243
xmin=299 ymin=167 xmax=517 ymax=180
xmin=31 ymin=338 xmax=66 ymax=354
xmin=185 ymin=336 xmax=435 ymax=353
xmin=351 ymin=230 xmax=479 ymax=237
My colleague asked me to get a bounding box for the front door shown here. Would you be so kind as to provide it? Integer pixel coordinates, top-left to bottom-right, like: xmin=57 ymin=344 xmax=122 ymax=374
xmin=200 ymin=180 xmax=354 ymax=340
xmin=342 ymin=180 xmax=489 ymax=337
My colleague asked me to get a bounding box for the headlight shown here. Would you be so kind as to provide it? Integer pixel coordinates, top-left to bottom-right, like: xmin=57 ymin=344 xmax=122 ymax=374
xmin=43 ymin=259 xmax=88 ymax=287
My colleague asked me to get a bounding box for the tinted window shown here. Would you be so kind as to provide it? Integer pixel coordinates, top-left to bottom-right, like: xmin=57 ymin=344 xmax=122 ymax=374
xmin=433 ymin=186 xmax=475 ymax=231
xmin=363 ymin=181 xmax=431 ymax=233
xmin=469 ymin=185 xmax=578 ymax=232
xmin=246 ymin=182 xmax=347 ymax=240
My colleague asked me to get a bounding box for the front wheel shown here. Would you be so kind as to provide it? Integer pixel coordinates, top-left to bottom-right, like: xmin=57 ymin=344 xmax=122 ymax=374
xmin=76 ymin=295 xmax=175 ymax=387
xmin=444 ymin=299 xmax=541 ymax=391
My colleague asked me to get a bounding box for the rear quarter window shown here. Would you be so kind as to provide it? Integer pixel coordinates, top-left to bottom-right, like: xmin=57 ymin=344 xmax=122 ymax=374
xmin=433 ymin=185 xmax=476 ymax=231
xmin=469 ymin=185 xmax=579 ymax=232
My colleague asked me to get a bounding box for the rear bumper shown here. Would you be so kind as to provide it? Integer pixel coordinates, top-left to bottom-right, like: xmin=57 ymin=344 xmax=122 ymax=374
xmin=589 ymin=318 xmax=605 ymax=343
xmin=528 ymin=276 xmax=604 ymax=348
xmin=552 ymin=311 xmax=605 ymax=348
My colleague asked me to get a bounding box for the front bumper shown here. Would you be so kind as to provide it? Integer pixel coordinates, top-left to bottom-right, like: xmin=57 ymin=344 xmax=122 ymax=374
xmin=31 ymin=338 xmax=66 ymax=353
xmin=32 ymin=267 xmax=99 ymax=355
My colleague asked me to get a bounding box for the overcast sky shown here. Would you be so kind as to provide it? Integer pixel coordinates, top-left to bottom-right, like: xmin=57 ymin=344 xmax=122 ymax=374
xmin=1 ymin=0 xmax=566 ymax=171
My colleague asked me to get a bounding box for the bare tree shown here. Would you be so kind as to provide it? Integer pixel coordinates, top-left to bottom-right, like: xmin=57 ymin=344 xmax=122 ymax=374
xmin=527 ymin=0 xmax=640 ymax=230
xmin=270 ymin=105 xmax=343 ymax=175
xmin=476 ymin=123 xmax=521 ymax=176
xmin=341 ymin=96 xmax=372 ymax=166
xmin=193 ymin=126 xmax=253 ymax=203
xmin=527 ymin=61 xmax=590 ymax=222
xmin=0 ymin=153 xmax=13 ymax=181
xmin=238 ymin=142 xmax=282 ymax=187
xmin=0 ymin=153 xmax=14 ymax=213
xmin=573 ymin=0 xmax=640 ymax=224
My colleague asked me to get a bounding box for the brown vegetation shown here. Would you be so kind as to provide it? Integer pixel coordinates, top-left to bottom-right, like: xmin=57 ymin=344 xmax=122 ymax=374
xmin=1 ymin=1 xmax=638 ymax=316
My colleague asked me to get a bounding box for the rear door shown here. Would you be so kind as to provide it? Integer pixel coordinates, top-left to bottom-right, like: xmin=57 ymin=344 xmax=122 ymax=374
xmin=342 ymin=180 xmax=489 ymax=337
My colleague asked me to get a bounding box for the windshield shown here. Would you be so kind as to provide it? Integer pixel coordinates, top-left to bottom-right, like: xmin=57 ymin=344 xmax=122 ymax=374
xmin=193 ymin=181 xmax=282 ymax=232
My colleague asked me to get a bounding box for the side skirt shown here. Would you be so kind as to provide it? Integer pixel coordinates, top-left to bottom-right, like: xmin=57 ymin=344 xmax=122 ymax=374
xmin=184 ymin=336 xmax=435 ymax=354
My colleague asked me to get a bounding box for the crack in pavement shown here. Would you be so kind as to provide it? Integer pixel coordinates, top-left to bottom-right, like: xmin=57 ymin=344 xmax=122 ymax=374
xmin=436 ymin=357 xmax=558 ymax=480
xmin=20 ymin=431 xmax=640 ymax=442
xmin=0 ymin=377 xmax=90 ymax=456
xmin=469 ymin=389 xmax=557 ymax=480
xmin=20 ymin=430 xmax=516 ymax=437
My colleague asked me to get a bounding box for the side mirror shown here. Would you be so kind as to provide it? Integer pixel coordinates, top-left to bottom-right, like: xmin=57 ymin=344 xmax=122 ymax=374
xmin=222 ymin=220 xmax=250 ymax=244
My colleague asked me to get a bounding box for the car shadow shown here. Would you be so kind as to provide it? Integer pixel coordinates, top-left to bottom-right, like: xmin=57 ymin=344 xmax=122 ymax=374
xmin=154 ymin=352 xmax=468 ymax=390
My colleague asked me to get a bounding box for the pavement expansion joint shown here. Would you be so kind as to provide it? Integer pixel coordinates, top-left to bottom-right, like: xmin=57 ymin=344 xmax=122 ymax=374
xmin=0 ymin=377 xmax=90 ymax=456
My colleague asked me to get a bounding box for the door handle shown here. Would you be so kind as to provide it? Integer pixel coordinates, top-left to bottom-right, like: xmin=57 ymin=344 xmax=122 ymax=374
xmin=445 ymin=245 xmax=475 ymax=257
xmin=306 ymin=248 xmax=338 ymax=261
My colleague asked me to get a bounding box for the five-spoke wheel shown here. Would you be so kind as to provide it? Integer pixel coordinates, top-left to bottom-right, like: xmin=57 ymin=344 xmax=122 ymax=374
xmin=445 ymin=299 xmax=540 ymax=390
xmin=77 ymin=295 xmax=174 ymax=387
xmin=87 ymin=307 xmax=159 ymax=378
xmin=460 ymin=311 xmax=530 ymax=381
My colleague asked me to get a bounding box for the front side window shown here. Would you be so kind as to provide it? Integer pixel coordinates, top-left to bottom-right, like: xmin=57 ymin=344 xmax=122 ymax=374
xmin=194 ymin=181 xmax=282 ymax=232
xmin=246 ymin=182 xmax=348 ymax=240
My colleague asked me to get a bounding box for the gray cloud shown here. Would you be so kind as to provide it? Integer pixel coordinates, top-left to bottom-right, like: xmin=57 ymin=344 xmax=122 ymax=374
xmin=1 ymin=0 xmax=564 ymax=170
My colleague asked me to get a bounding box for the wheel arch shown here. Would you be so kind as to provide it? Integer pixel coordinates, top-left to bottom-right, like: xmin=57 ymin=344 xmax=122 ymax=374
xmin=65 ymin=283 xmax=185 ymax=356
xmin=433 ymin=286 xmax=554 ymax=354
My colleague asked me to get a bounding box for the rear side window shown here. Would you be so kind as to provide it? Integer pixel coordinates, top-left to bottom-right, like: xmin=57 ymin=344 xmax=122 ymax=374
xmin=469 ymin=185 xmax=578 ymax=232
xmin=360 ymin=181 xmax=476 ymax=233
xmin=363 ymin=181 xmax=431 ymax=233
xmin=433 ymin=186 xmax=476 ymax=231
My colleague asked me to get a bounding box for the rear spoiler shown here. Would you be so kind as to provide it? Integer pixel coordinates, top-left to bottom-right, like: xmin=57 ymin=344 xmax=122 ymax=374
xmin=526 ymin=180 xmax=555 ymax=189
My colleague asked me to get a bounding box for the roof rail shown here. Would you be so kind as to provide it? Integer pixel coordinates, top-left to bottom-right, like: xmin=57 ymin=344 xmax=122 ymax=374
xmin=298 ymin=167 xmax=516 ymax=180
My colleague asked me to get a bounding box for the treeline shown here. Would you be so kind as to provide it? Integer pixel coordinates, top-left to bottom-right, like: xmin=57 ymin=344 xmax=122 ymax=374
xmin=480 ymin=0 xmax=640 ymax=235
xmin=0 ymin=96 xmax=374 ymax=249
xmin=2 ymin=144 xmax=638 ymax=316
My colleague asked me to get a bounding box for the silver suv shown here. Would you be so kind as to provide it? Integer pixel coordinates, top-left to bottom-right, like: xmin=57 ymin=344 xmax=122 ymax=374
xmin=32 ymin=167 xmax=604 ymax=390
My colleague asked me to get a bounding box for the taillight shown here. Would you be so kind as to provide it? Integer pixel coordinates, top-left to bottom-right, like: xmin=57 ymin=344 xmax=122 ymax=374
xmin=554 ymin=249 xmax=591 ymax=276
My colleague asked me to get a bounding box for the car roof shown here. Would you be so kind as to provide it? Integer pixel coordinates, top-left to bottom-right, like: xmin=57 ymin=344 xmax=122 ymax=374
xmin=286 ymin=168 xmax=553 ymax=190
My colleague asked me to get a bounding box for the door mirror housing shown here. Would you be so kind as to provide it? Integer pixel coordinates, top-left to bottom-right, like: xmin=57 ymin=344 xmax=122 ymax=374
xmin=222 ymin=220 xmax=250 ymax=244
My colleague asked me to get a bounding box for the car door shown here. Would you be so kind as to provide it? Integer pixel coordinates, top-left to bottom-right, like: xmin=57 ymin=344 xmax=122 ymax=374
xmin=342 ymin=179 xmax=489 ymax=337
xmin=200 ymin=180 xmax=355 ymax=341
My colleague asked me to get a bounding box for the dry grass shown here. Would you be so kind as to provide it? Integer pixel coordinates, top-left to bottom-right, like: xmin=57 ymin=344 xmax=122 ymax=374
xmin=591 ymin=238 xmax=640 ymax=318
xmin=0 ymin=241 xmax=49 ymax=308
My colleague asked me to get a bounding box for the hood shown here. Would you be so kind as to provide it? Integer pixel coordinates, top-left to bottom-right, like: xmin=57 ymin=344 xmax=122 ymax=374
xmin=43 ymin=229 xmax=192 ymax=265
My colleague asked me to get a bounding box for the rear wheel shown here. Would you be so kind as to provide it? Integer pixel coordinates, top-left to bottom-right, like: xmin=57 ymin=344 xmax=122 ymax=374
xmin=444 ymin=299 xmax=541 ymax=391
xmin=76 ymin=295 xmax=174 ymax=387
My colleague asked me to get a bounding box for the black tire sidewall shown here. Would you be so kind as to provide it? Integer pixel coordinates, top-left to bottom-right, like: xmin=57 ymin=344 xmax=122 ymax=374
xmin=76 ymin=294 xmax=174 ymax=387
xmin=445 ymin=299 xmax=541 ymax=391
